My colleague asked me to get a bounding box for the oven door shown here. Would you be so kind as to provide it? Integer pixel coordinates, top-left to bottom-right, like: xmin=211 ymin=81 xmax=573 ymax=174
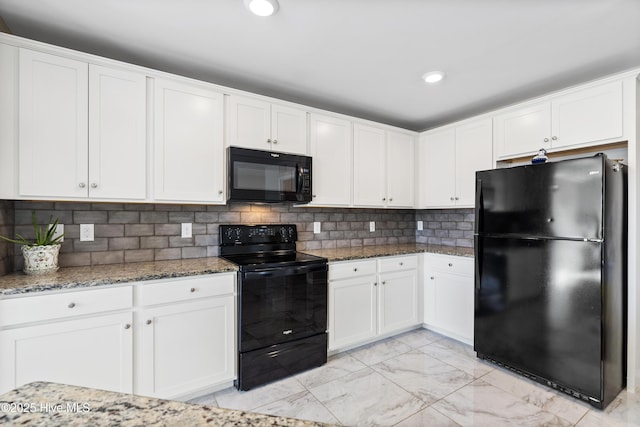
xmin=238 ymin=263 xmax=327 ymax=353
xmin=228 ymin=147 xmax=312 ymax=203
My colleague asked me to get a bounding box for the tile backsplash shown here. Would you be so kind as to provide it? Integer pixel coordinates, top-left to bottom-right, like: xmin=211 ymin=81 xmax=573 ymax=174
xmin=0 ymin=201 xmax=475 ymax=273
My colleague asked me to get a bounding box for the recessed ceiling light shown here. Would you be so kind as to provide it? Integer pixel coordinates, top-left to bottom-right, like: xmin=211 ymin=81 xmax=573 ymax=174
xmin=422 ymin=71 xmax=445 ymax=84
xmin=244 ymin=0 xmax=279 ymax=16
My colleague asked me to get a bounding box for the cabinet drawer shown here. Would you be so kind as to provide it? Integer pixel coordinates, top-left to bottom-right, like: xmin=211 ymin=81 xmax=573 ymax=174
xmin=329 ymin=259 xmax=377 ymax=281
xmin=424 ymin=254 xmax=473 ymax=276
xmin=0 ymin=286 xmax=132 ymax=327
xmin=136 ymin=273 xmax=235 ymax=306
xmin=378 ymin=255 xmax=418 ymax=273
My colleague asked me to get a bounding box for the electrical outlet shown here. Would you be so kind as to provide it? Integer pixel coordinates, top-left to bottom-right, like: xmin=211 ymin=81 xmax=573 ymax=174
xmin=181 ymin=223 xmax=192 ymax=238
xmin=369 ymin=221 xmax=375 ymax=232
xmin=313 ymin=221 xmax=321 ymax=234
xmin=80 ymin=224 xmax=94 ymax=242
xmin=417 ymin=220 xmax=424 ymax=231
xmin=50 ymin=223 xmax=64 ymax=242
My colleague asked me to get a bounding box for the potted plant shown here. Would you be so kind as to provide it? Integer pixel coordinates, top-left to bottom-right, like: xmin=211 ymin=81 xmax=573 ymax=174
xmin=0 ymin=212 xmax=64 ymax=275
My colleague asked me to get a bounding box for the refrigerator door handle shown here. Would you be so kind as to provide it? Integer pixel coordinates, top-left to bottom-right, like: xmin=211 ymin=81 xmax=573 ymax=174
xmin=475 ymin=177 xmax=483 ymax=233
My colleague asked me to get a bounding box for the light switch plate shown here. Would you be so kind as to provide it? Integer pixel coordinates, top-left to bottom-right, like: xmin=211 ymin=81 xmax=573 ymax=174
xmin=313 ymin=222 xmax=321 ymax=234
xmin=50 ymin=223 xmax=64 ymax=242
xmin=417 ymin=220 xmax=423 ymax=231
xmin=369 ymin=221 xmax=375 ymax=232
xmin=181 ymin=223 xmax=192 ymax=238
xmin=80 ymin=224 xmax=94 ymax=242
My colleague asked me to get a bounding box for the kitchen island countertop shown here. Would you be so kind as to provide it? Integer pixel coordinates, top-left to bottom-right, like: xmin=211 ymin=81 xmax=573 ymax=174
xmin=0 ymin=381 xmax=332 ymax=426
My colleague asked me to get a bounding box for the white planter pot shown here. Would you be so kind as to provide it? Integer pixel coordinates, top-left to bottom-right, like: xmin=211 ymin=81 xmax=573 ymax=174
xmin=22 ymin=244 xmax=61 ymax=275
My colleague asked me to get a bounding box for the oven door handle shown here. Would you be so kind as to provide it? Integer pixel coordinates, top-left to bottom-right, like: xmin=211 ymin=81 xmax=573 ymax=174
xmin=243 ymin=264 xmax=327 ymax=279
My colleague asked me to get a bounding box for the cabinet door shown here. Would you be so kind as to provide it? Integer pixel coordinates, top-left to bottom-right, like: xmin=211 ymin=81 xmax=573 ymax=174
xmin=0 ymin=312 xmax=133 ymax=395
xmin=329 ymin=276 xmax=377 ymax=350
xmin=154 ymin=78 xmax=224 ymax=202
xmin=227 ymin=94 xmax=271 ymax=151
xmin=423 ymin=128 xmax=456 ymax=207
xmin=137 ymin=296 xmax=234 ymax=399
xmin=379 ymin=270 xmax=418 ymax=335
xmin=431 ymin=273 xmax=474 ymax=343
xmin=19 ymin=48 xmax=88 ymax=198
xmin=353 ymin=124 xmax=386 ymax=207
xmin=494 ymin=102 xmax=550 ymax=158
xmin=271 ymin=103 xmax=308 ymax=155
xmin=386 ymin=131 xmax=415 ymax=208
xmin=455 ymin=118 xmax=493 ymax=206
xmin=309 ymin=114 xmax=352 ymax=206
xmin=551 ymin=81 xmax=623 ymax=148
xmin=89 ymin=65 xmax=146 ymax=200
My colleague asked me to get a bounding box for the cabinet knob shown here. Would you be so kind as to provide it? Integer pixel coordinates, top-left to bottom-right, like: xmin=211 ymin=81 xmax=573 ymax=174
xmin=430 ymin=276 xmax=435 ymax=280
xmin=68 ymin=302 xmax=76 ymax=309
xmin=146 ymin=319 xmax=152 ymax=325
xmin=353 ymin=268 xmax=358 ymax=272
xmin=382 ymin=281 xmax=386 ymax=285
xmin=267 ymin=138 xmax=272 ymax=143
xmin=448 ymin=263 xmax=453 ymax=267
xmin=218 ymin=190 xmax=223 ymax=195
xmin=374 ymin=282 xmax=377 ymax=286
xmin=312 ymin=195 xmax=317 ymax=198
xmin=124 ymin=324 xmax=131 ymax=329
xmin=552 ymin=136 xmax=558 ymax=141
xmin=190 ymin=287 xmax=196 ymax=293
xmin=382 ymin=198 xmax=386 ymax=201
xmin=78 ymin=183 xmax=86 ymax=188
xmin=544 ymin=137 xmax=550 ymax=142
xmin=399 ymin=262 xmax=403 ymax=266
xmin=455 ymin=197 xmax=459 ymax=201
xmin=273 ymin=139 xmax=278 ymax=144
xmin=91 ymin=183 xmax=98 ymax=189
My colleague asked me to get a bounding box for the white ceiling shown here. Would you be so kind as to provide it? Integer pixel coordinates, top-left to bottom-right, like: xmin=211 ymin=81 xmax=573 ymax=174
xmin=0 ymin=0 xmax=639 ymax=131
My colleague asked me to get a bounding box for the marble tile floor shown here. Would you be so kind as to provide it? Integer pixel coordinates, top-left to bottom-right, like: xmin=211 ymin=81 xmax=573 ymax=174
xmin=187 ymin=329 xmax=640 ymax=426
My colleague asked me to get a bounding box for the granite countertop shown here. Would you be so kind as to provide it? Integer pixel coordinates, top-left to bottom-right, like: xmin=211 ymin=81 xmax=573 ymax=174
xmin=302 ymin=243 xmax=474 ymax=262
xmin=0 ymin=381 xmax=332 ymax=427
xmin=0 ymin=257 xmax=238 ymax=297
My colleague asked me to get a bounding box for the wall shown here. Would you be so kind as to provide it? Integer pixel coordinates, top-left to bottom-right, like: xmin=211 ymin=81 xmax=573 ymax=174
xmin=0 ymin=200 xmax=14 ymax=275
xmin=415 ymin=208 xmax=474 ymax=247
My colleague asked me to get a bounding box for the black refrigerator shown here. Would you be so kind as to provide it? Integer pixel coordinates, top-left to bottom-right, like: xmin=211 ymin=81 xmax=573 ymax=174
xmin=474 ymin=153 xmax=627 ymax=409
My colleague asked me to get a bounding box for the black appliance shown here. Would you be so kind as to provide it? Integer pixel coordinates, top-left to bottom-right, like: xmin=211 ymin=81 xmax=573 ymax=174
xmin=227 ymin=147 xmax=312 ymax=203
xmin=474 ymin=153 xmax=627 ymax=409
xmin=219 ymin=224 xmax=328 ymax=391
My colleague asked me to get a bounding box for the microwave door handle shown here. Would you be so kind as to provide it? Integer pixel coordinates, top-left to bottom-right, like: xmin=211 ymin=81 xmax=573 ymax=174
xmin=297 ymin=165 xmax=303 ymax=194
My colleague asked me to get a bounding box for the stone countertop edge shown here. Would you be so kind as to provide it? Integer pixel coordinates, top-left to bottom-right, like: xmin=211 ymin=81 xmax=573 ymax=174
xmin=0 ymin=257 xmax=239 ymax=297
xmin=0 ymin=381 xmax=333 ymax=427
xmin=301 ymin=243 xmax=474 ymax=262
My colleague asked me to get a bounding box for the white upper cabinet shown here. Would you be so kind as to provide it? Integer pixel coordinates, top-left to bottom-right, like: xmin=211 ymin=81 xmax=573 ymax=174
xmin=386 ymin=130 xmax=415 ymax=208
xmin=420 ymin=118 xmax=493 ymax=208
xmin=353 ymin=124 xmax=386 ymax=207
xmin=88 ymin=64 xmax=146 ymax=200
xmin=19 ymin=49 xmax=89 ymax=198
xmin=495 ymin=80 xmax=624 ymax=159
xmin=227 ymin=94 xmax=308 ymax=155
xmin=309 ymin=113 xmax=352 ymax=206
xmin=153 ymin=78 xmax=225 ymax=203
xmin=18 ymin=48 xmax=147 ymax=200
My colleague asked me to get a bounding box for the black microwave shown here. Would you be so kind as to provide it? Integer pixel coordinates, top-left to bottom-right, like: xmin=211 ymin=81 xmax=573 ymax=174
xmin=227 ymin=147 xmax=312 ymax=203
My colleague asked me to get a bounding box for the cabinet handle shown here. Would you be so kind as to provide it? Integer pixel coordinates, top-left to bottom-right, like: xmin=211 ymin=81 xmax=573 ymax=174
xmin=190 ymin=287 xmax=196 ymax=293
xmin=448 ymin=263 xmax=453 ymax=267
xmin=124 ymin=324 xmax=131 ymax=329
xmin=544 ymin=137 xmax=550 ymax=142
xmin=91 ymin=183 xmax=98 ymax=189
xmin=68 ymin=302 xmax=76 ymax=309
xmin=552 ymin=136 xmax=558 ymax=141
xmin=78 ymin=183 xmax=86 ymax=188
xmin=146 ymin=319 xmax=152 ymax=325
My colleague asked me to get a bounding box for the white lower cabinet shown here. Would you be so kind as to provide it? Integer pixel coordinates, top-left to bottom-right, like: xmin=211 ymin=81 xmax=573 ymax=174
xmin=423 ymin=254 xmax=474 ymax=344
xmin=134 ymin=274 xmax=235 ymax=399
xmin=329 ymin=255 xmax=419 ymax=351
xmin=0 ymin=286 xmax=134 ymax=395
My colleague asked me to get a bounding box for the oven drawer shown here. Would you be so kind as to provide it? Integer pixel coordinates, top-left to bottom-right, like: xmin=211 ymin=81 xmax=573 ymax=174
xmin=378 ymin=255 xmax=418 ymax=273
xmin=137 ymin=273 xmax=235 ymax=306
xmin=329 ymin=259 xmax=377 ymax=281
